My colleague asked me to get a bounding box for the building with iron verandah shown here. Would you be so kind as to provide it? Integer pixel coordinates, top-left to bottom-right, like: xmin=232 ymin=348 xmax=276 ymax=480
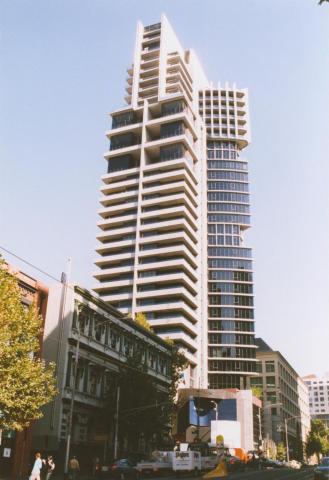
xmin=32 ymin=283 xmax=172 ymax=471
xmin=0 ymin=264 xmax=48 ymax=479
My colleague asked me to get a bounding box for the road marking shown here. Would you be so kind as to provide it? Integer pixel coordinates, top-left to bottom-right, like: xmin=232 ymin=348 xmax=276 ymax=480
xmin=225 ymin=467 xmax=314 ymax=479
xmin=274 ymin=469 xmax=314 ymax=479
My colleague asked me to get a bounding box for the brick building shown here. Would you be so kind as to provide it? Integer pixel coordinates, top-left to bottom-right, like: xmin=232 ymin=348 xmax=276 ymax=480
xmin=0 ymin=264 xmax=48 ymax=478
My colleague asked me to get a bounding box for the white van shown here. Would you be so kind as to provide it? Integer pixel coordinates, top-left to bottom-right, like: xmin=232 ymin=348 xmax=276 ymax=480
xmin=172 ymin=451 xmax=201 ymax=474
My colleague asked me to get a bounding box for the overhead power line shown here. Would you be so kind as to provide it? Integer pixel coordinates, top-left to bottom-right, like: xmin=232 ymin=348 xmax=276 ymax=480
xmin=0 ymin=245 xmax=62 ymax=284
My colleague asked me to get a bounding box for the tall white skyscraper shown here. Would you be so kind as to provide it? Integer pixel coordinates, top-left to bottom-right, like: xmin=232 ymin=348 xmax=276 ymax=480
xmin=93 ymin=15 xmax=256 ymax=389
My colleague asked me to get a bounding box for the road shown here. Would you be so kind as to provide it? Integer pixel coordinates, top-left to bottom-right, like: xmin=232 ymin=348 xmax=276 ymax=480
xmin=225 ymin=467 xmax=315 ymax=479
xmin=175 ymin=467 xmax=315 ymax=480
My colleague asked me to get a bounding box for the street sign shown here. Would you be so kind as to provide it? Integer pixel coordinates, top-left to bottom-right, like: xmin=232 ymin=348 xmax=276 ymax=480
xmin=3 ymin=448 xmax=11 ymax=458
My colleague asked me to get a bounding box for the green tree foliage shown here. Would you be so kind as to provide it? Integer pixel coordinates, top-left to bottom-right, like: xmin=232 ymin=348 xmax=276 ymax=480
xmin=167 ymin=341 xmax=188 ymax=404
xmin=306 ymin=419 xmax=329 ymax=462
xmin=251 ymin=386 xmax=263 ymax=400
xmin=103 ymin=339 xmax=188 ymax=453
xmin=104 ymin=351 xmax=169 ymax=453
xmin=120 ymin=354 xmax=168 ymax=446
xmin=0 ymin=260 xmax=57 ymax=430
xmin=165 ymin=339 xmax=188 ymax=437
xmin=134 ymin=312 xmax=153 ymax=332
xmin=319 ymin=0 xmax=329 ymax=4
xmin=294 ymin=422 xmax=304 ymax=462
xmin=276 ymin=442 xmax=286 ymax=461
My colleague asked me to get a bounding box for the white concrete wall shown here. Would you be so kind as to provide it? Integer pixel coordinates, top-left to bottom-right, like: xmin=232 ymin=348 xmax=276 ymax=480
xmin=237 ymin=390 xmax=254 ymax=451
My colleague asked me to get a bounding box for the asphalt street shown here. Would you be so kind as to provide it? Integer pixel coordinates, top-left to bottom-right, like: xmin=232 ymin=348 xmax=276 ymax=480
xmin=225 ymin=467 xmax=315 ymax=479
xmin=178 ymin=467 xmax=315 ymax=480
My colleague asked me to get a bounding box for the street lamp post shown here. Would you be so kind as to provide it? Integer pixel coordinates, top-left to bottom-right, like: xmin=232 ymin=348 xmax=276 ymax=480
xmin=284 ymin=418 xmax=289 ymax=462
xmin=258 ymin=402 xmax=282 ymax=449
xmin=257 ymin=407 xmax=262 ymax=446
xmin=210 ymin=400 xmax=218 ymax=421
xmin=284 ymin=415 xmax=301 ymax=463
xmin=64 ymin=321 xmax=81 ymax=474
xmin=113 ymin=384 xmax=120 ymax=459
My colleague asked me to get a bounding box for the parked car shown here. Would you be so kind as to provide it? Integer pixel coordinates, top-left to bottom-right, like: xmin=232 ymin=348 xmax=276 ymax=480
xmin=288 ymin=460 xmax=301 ymax=469
xmin=136 ymin=452 xmax=173 ymax=476
xmin=314 ymin=457 xmax=329 ymax=479
xmin=225 ymin=456 xmax=246 ymax=472
xmin=260 ymin=458 xmax=284 ymax=469
xmin=108 ymin=459 xmax=140 ymax=480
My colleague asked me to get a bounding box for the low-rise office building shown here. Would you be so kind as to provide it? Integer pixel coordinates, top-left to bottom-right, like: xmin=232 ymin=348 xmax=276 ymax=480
xmin=247 ymin=338 xmax=310 ymax=459
xmin=298 ymin=377 xmax=311 ymax=445
xmin=303 ymin=373 xmax=329 ymax=428
xmin=33 ymin=283 xmax=172 ymax=470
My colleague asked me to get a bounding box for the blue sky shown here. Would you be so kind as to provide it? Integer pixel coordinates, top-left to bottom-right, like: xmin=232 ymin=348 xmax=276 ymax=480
xmin=1 ymin=0 xmax=329 ymax=377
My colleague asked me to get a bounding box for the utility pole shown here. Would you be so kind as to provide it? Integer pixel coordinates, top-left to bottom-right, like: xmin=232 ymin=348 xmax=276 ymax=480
xmin=196 ymin=401 xmax=200 ymax=441
xmin=114 ymin=385 xmax=120 ymax=459
xmin=285 ymin=418 xmax=289 ymax=463
xmin=258 ymin=407 xmax=262 ymax=447
xmin=196 ymin=379 xmax=201 ymax=441
xmin=283 ymin=415 xmax=301 ymax=463
xmin=64 ymin=323 xmax=80 ymax=473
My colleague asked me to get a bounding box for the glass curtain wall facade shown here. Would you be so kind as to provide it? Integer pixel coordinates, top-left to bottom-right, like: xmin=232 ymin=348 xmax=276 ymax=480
xmin=199 ymin=89 xmax=256 ymax=389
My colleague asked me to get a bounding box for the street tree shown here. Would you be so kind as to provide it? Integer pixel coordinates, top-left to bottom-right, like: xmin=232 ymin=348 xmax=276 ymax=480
xmin=276 ymin=442 xmax=286 ymax=461
xmin=0 ymin=259 xmax=57 ymax=430
xmin=103 ymin=338 xmax=188 ymax=454
xmin=306 ymin=419 xmax=329 ymax=462
xmin=135 ymin=312 xmax=153 ymax=332
xmin=251 ymin=386 xmax=263 ymax=400
xmin=120 ymin=353 xmax=168 ymax=447
xmin=166 ymin=338 xmax=188 ymax=406
xmin=319 ymin=0 xmax=329 ymax=4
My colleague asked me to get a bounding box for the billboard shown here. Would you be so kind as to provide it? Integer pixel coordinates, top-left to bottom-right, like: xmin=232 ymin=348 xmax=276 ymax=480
xmin=211 ymin=421 xmax=241 ymax=449
xmin=189 ymin=397 xmax=237 ymax=427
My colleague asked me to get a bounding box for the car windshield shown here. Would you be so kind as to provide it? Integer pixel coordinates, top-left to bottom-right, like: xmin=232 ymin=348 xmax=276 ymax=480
xmin=321 ymin=458 xmax=329 ymax=466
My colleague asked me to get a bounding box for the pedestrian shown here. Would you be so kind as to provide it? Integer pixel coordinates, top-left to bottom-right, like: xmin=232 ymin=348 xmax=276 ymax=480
xmin=92 ymin=457 xmax=100 ymax=477
xmin=44 ymin=456 xmax=55 ymax=480
xmin=68 ymin=456 xmax=80 ymax=480
xmin=30 ymin=453 xmax=43 ymax=480
xmin=174 ymin=441 xmax=180 ymax=452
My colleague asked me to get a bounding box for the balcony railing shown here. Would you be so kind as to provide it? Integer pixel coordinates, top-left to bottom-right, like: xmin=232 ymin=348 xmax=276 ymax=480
xmin=161 ymin=102 xmax=185 ymax=117
xmin=160 ymin=129 xmax=184 ymax=139
xmin=110 ymin=133 xmax=141 ymax=151
xmin=110 ymin=141 xmax=140 ymax=151
xmin=144 ymin=23 xmax=161 ymax=32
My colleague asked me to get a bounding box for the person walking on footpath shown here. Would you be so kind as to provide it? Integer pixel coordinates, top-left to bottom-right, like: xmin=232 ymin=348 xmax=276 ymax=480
xmin=44 ymin=455 xmax=55 ymax=480
xmin=68 ymin=456 xmax=80 ymax=480
xmin=30 ymin=452 xmax=43 ymax=480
